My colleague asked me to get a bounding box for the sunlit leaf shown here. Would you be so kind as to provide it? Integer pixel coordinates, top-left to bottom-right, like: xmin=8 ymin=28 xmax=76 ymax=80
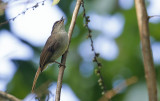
xmin=52 ymin=0 xmax=60 ymax=6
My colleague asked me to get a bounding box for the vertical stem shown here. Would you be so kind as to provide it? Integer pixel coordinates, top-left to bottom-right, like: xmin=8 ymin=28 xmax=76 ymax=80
xmin=55 ymin=0 xmax=82 ymax=101
xmin=55 ymin=63 xmax=65 ymax=101
xmin=135 ymin=0 xmax=157 ymax=101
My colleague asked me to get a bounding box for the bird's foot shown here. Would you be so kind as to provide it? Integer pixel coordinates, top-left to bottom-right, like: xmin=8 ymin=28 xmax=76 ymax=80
xmin=54 ymin=61 xmax=66 ymax=67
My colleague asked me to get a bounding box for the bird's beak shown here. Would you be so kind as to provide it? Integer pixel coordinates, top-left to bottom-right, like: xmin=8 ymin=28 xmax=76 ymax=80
xmin=59 ymin=17 xmax=64 ymax=25
xmin=60 ymin=17 xmax=65 ymax=22
xmin=60 ymin=17 xmax=64 ymax=23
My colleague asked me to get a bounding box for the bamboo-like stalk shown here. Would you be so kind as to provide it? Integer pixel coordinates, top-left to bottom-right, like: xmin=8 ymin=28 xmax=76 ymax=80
xmin=135 ymin=0 xmax=157 ymax=101
xmin=55 ymin=0 xmax=82 ymax=101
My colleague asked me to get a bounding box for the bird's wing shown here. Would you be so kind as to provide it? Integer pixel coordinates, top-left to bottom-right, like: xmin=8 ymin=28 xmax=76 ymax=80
xmin=39 ymin=34 xmax=60 ymax=71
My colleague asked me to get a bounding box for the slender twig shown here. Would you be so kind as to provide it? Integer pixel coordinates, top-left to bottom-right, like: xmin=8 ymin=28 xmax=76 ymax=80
xmin=148 ymin=15 xmax=160 ymax=19
xmin=0 ymin=91 xmax=21 ymax=101
xmin=81 ymin=0 xmax=106 ymax=94
xmin=135 ymin=0 xmax=157 ymax=101
xmin=55 ymin=0 xmax=82 ymax=101
xmin=99 ymin=76 xmax=138 ymax=101
xmin=0 ymin=0 xmax=46 ymax=27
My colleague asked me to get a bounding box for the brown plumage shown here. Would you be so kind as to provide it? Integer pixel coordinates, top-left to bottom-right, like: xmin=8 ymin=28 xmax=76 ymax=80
xmin=32 ymin=67 xmax=41 ymax=92
xmin=32 ymin=17 xmax=68 ymax=92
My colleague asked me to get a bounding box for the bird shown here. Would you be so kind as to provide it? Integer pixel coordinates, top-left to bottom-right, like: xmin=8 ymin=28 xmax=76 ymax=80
xmin=32 ymin=17 xmax=69 ymax=92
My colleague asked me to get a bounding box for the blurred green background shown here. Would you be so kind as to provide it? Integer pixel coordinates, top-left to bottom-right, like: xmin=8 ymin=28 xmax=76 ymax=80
xmin=0 ymin=0 xmax=160 ymax=101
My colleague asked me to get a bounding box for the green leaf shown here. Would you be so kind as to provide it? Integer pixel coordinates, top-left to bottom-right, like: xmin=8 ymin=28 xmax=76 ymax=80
xmin=52 ymin=0 xmax=60 ymax=6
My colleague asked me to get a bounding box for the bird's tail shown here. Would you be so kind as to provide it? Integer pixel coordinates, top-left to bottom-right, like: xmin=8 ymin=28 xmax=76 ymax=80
xmin=32 ymin=67 xmax=41 ymax=93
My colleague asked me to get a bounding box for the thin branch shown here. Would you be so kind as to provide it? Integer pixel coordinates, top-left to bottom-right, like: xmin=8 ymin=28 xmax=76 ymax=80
xmin=99 ymin=76 xmax=138 ymax=101
xmin=148 ymin=15 xmax=160 ymax=19
xmin=0 ymin=0 xmax=46 ymax=27
xmin=81 ymin=0 xmax=106 ymax=94
xmin=55 ymin=0 xmax=82 ymax=101
xmin=135 ymin=0 xmax=157 ymax=101
xmin=0 ymin=91 xmax=21 ymax=101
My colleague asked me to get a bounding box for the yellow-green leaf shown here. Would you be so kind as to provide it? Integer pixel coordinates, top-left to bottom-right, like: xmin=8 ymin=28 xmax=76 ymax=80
xmin=52 ymin=0 xmax=60 ymax=6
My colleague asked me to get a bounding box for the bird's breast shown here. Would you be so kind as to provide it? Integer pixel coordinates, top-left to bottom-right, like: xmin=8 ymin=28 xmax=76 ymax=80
xmin=50 ymin=32 xmax=68 ymax=60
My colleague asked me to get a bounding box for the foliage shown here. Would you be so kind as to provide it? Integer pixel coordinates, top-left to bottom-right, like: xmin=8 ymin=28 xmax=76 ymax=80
xmin=0 ymin=0 xmax=160 ymax=101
